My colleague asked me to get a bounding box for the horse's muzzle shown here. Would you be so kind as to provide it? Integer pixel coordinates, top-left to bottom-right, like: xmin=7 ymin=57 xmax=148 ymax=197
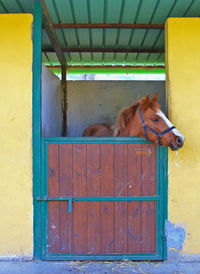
xmin=170 ymin=142 xmax=183 ymax=151
xmin=176 ymin=137 xmax=183 ymax=146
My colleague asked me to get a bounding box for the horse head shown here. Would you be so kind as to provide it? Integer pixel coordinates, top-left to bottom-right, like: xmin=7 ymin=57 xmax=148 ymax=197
xmin=114 ymin=93 xmax=185 ymax=150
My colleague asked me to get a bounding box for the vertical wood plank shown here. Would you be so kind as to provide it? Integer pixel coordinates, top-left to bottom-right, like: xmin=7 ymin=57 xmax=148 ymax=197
xmin=73 ymin=144 xmax=87 ymax=253
xmin=86 ymin=144 xmax=100 ymax=197
xmin=127 ymin=143 xmax=142 ymax=253
xmin=141 ymin=144 xmax=157 ymax=253
xmin=100 ymin=144 xmax=114 ymax=253
xmin=114 ymin=144 xmax=128 ymax=253
xmin=86 ymin=144 xmax=101 ymax=254
xmin=59 ymin=144 xmax=73 ymax=253
xmin=48 ymin=144 xmax=60 ymax=253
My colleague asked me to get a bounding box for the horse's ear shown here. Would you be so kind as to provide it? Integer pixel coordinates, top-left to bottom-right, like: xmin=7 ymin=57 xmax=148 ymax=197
xmin=151 ymin=92 xmax=159 ymax=102
xmin=141 ymin=94 xmax=150 ymax=110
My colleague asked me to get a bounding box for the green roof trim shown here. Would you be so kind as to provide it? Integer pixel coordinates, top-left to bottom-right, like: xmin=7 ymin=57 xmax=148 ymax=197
xmin=49 ymin=67 xmax=165 ymax=75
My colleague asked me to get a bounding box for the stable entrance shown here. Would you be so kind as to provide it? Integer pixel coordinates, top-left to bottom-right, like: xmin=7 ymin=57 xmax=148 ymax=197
xmin=33 ymin=1 xmax=168 ymax=261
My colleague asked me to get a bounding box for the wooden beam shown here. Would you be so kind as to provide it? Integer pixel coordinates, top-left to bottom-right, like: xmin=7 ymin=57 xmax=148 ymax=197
xmin=43 ymin=48 xmax=164 ymax=54
xmin=52 ymin=23 xmax=164 ymax=29
xmin=41 ymin=0 xmax=66 ymax=68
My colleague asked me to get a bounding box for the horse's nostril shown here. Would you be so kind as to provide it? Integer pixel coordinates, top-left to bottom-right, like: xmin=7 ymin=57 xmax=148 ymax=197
xmin=176 ymin=137 xmax=183 ymax=145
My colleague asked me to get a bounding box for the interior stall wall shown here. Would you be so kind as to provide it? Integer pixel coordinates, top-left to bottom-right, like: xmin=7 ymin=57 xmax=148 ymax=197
xmin=42 ymin=65 xmax=62 ymax=137
xmin=67 ymin=81 xmax=165 ymax=137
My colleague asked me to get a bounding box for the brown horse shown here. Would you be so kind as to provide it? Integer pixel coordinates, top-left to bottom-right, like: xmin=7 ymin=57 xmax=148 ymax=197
xmin=83 ymin=93 xmax=185 ymax=151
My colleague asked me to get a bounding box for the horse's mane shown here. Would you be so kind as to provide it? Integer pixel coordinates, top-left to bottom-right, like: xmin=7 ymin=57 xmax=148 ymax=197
xmin=113 ymin=96 xmax=160 ymax=136
xmin=113 ymin=101 xmax=140 ymax=136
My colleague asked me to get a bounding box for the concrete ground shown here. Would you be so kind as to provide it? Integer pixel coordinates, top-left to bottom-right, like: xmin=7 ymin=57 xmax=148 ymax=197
xmin=0 ymin=251 xmax=200 ymax=274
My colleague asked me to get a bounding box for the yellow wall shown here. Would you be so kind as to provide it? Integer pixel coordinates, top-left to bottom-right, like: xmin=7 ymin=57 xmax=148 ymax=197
xmin=0 ymin=14 xmax=199 ymax=257
xmin=166 ymin=18 xmax=200 ymax=253
xmin=0 ymin=14 xmax=33 ymax=256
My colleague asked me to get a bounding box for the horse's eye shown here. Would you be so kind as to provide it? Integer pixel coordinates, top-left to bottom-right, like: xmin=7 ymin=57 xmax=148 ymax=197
xmin=152 ymin=118 xmax=159 ymax=122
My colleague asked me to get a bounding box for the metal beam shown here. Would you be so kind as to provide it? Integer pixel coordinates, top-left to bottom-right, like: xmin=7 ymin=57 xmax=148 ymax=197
xmin=43 ymin=48 xmax=164 ymax=53
xmin=61 ymin=67 xmax=67 ymax=136
xmin=52 ymin=23 xmax=164 ymax=29
xmin=41 ymin=0 xmax=67 ymax=135
xmin=41 ymin=0 xmax=66 ymax=67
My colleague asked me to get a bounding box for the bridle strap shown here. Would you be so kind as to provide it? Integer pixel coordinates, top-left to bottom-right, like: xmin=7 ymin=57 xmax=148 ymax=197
xmin=159 ymin=126 xmax=176 ymax=135
xmin=138 ymin=107 xmax=175 ymax=145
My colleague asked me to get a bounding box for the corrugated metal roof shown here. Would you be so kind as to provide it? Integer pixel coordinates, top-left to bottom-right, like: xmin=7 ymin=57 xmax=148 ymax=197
xmin=1 ymin=0 xmax=200 ymax=68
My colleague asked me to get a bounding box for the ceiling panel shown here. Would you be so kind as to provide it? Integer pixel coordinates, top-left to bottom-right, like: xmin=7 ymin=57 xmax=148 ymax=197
xmin=89 ymin=0 xmax=104 ymax=23
xmin=142 ymin=29 xmax=161 ymax=49
xmin=121 ymin=0 xmax=140 ymax=23
xmin=1 ymin=0 xmax=23 ymax=12
xmin=129 ymin=29 xmax=147 ymax=48
xmin=0 ymin=1 xmax=8 ymax=12
xmin=0 ymin=0 xmax=199 ymax=68
xmin=115 ymin=53 xmax=127 ymax=65
xmin=125 ymin=53 xmax=138 ymax=65
xmin=43 ymin=0 xmax=59 ymax=23
xmin=146 ymin=53 xmax=161 ymax=65
xmin=184 ymin=0 xmax=200 ymax=16
xmin=136 ymin=0 xmax=159 ymax=23
xmin=151 ymin=0 xmax=176 ymax=23
xmin=92 ymin=52 xmax=104 ymax=65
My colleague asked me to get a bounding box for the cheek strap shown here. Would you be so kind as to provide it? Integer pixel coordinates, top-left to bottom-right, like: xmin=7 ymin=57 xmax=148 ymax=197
xmin=139 ymin=108 xmax=175 ymax=145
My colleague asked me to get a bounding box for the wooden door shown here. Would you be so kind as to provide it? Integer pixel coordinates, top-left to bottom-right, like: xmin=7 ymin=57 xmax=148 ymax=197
xmin=40 ymin=138 xmax=167 ymax=260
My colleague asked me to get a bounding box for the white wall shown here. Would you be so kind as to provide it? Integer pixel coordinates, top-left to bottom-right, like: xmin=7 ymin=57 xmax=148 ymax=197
xmin=42 ymin=65 xmax=62 ymax=137
xmin=67 ymin=81 xmax=165 ymax=137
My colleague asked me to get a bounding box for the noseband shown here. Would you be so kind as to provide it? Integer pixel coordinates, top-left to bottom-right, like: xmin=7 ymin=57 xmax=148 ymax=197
xmin=138 ymin=107 xmax=175 ymax=145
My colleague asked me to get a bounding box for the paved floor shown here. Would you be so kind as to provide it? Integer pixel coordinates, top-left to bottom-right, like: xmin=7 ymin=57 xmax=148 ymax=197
xmin=0 ymin=252 xmax=200 ymax=274
xmin=0 ymin=260 xmax=200 ymax=274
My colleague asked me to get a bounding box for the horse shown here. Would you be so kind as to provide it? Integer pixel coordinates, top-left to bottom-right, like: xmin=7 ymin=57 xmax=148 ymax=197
xmin=82 ymin=93 xmax=185 ymax=151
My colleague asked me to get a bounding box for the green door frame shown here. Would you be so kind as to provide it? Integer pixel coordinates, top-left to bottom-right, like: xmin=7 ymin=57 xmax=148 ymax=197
xmin=33 ymin=0 xmax=42 ymax=259
xmin=32 ymin=0 xmax=168 ymax=260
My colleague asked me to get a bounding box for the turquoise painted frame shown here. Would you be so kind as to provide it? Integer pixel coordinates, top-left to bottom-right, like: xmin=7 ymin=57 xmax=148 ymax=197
xmin=32 ymin=1 xmax=168 ymax=260
xmin=38 ymin=137 xmax=168 ymax=260
xmin=33 ymin=0 xmax=42 ymax=259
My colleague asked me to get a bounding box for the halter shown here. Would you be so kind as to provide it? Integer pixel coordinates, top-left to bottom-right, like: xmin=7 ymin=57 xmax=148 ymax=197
xmin=138 ymin=107 xmax=175 ymax=145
